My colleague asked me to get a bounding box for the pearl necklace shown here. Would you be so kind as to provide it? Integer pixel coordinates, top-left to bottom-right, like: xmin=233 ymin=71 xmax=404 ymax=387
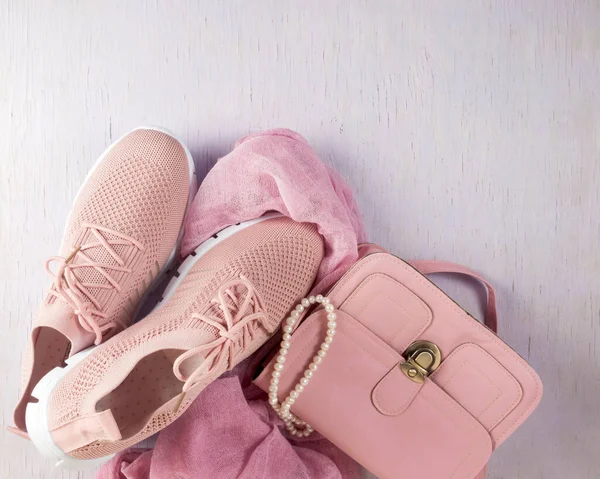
xmin=269 ymin=294 xmax=336 ymax=437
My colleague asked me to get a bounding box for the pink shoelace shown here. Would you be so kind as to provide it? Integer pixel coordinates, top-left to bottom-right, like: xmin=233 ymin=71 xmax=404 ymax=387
xmin=45 ymin=223 xmax=144 ymax=344
xmin=173 ymin=276 xmax=269 ymax=396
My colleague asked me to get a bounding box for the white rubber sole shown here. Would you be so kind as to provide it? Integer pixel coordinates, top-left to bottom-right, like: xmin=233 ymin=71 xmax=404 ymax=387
xmin=25 ymin=213 xmax=281 ymax=469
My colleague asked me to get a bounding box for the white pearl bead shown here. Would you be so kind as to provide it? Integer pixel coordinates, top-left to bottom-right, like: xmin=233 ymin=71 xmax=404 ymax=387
xmin=280 ymin=340 xmax=290 ymax=349
xmin=276 ymin=355 xmax=286 ymax=363
xmin=295 ymin=384 xmax=304 ymax=392
xmin=309 ymin=362 xmax=318 ymax=371
xmin=269 ymin=385 xmax=277 ymax=392
xmin=286 ymin=317 xmax=296 ymax=325
xmin=301 ymin=298 xmax=310 ymax=307
xmin=300 ymin=377 xmax=309 ymax=386
xmin=327 ymin=329 xmax=336 ymax=337
xmin=296 ymin=304 xmax=305 ymax=312
xmin=279 ymin=347 xmax=289 ymax=355
xmin=269 ymin=397 xmax=278 ymax=405
xmin=290 ymin=390 xmax=299 ymax=399
xmin=321 ymin=342 xmax=330 ymax=350
xmin=324 ymin=336 xmax=333 ymax=344
xmin=270 ymin=377 xmax=279 ymax=385
xmin=283 ymin=325 xmax=293 ymax=333
xmin=288 ymin=398 xmax=295 ymax=405
xmin=316 ymin=295 xmax=323 ymax=303
xmin=272 ymin=370 xmax=281 ymax=378
xmin=325 ymin=304 xmax=334 ymax=313
xmin=327 ymin=313 xmax=337 ymax=321
xmin=290 ymin=310 xmax=300 ymax=319
xmin=317 ymin=350 xmax=326 ymax=357
xmin=304 ymin=370 xmax=313 ymax=379
xmin=309 ymin=296 xmax=316 ymax=304
xmin=313 ymin=355 xmax=322 ymax=364
xmin=327 ymin=321 xmax=336 ymax=329
xmin=274 ymin=363 xmax=283 ymax=371
xmin=322 ymin=297 xmax=330 ymax=305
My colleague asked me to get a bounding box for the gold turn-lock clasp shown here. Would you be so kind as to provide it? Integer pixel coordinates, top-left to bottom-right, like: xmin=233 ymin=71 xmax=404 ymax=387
xmin=400 ymin=340 xmax=442 ymax=384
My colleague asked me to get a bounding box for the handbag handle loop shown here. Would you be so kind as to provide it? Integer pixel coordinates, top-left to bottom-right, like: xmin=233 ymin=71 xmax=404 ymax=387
xmin=409 ymin=260 xmax=498 ymax=333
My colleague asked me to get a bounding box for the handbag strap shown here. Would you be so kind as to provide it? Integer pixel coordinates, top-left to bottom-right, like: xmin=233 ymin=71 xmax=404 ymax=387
xmin=408 ymin=260 xmax=498 ymax=334
xmin=410 ymin=260 xmax=497 ymax=479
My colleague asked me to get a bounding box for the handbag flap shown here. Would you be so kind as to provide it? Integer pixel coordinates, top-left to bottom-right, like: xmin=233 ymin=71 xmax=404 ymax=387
xmin=371 ymin=358 xmax=421 ymax=416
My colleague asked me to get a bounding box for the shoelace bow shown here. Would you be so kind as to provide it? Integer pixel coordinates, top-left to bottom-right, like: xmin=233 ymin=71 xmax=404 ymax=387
xmin=45 ymin=222 xmax=144 ymax=345
xmin=173 ymin=275 xmax=269 ymax=396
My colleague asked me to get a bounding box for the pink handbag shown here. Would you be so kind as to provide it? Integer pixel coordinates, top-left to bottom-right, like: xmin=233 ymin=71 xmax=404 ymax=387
xmin=254 ymin=246 xmax=543 ymax=479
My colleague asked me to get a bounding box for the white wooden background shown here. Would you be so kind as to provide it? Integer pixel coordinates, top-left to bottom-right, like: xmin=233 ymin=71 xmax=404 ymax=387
xmin=1 ymin=1 xmax=598 ymax=478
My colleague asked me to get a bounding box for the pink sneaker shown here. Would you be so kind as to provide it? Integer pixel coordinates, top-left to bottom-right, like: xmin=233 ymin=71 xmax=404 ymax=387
xmin=25 ymin=215 xmax=324 ymax=467
xmin=12 ymin=127 xmax=197 ymax=438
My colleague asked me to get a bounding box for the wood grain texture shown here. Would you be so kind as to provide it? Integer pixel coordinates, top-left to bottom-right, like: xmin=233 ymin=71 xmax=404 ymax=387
xmin=1 ymin=1 xmax=598 ymax=478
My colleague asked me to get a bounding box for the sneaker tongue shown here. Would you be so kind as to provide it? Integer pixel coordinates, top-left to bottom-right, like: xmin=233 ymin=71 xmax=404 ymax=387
xmin=35 ymin=299 xmax=97 ymax=355
xmin=165 ymin=349 xmax=206 ymax=381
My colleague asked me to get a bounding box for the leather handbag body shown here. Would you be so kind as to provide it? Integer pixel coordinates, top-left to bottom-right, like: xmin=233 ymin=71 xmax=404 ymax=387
xmin=254 ymin=247 xmax=543 ymax=479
